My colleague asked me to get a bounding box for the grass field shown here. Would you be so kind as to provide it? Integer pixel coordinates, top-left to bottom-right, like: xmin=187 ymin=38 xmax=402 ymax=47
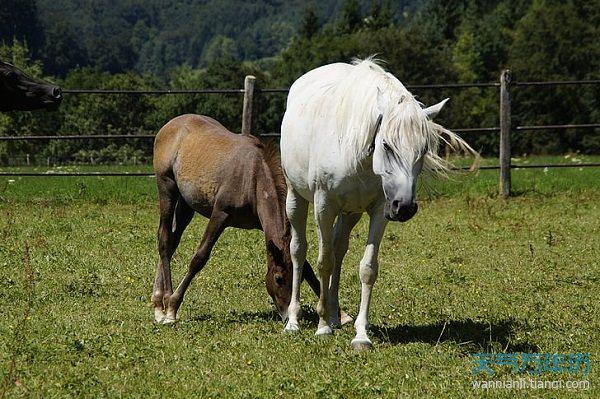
xmin=0 ymin=155 xmax=598 ymax=398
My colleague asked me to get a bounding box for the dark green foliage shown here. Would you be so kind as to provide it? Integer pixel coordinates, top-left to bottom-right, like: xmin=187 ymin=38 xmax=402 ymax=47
xmin=12 ymin=0 xmax=420 ymax=78
xmin=299 ymin=5 xmax=320 ymax=39
xmin=365 ymin=0 xmax=394 ymax=30
xmin=508 ymin=0 xmax=600 ymax=154
xmin=339 ymin=0 xmax=364 ymax=33
xmin=28 ymin=0 xmax=354 ymax=77
xmin=0 ymin=0 xmax=598 ymax=162
xmin=0 ymin=0 xmax=44 ymax=56
xmin=0 ymin=46 xmax=276 ymax=164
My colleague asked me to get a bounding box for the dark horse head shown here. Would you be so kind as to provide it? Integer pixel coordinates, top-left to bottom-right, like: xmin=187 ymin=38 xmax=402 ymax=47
xmin=265 ymin=237 xmax=294 ymax=321
xmin=0 ymin=60 xmax=62 ymax=111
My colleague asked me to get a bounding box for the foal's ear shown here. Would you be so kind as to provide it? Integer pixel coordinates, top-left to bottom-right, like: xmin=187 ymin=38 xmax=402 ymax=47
xmin=267 ymin=239 xmax=284 ymax=263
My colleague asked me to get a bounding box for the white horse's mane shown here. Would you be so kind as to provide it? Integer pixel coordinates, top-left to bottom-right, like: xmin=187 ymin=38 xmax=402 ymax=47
xmin=322 ymin=57 xmax=476 ymax=174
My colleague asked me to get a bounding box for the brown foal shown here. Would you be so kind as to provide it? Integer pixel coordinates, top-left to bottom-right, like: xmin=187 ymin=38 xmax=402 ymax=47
xmin=152 ymin=114 xmax=330 ymax=324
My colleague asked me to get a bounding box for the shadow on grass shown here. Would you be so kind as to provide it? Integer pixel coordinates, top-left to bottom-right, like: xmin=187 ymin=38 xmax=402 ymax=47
xmin=371 ymin=318 xmax=538 ymax=353
xmin=227 ymin=306 xmax=322 ymax=324
xmin=188 ymin=305 xmax=321 ymax=325
xmin=189 ymin=309 xmax=282 ymax=324
xmin=189 ymin=312 xmax=536 ymax=353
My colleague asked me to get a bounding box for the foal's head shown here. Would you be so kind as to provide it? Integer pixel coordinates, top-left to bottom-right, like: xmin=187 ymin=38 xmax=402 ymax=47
xmin=265 ymin=239 xmax=292 ymax=321
xmin=258 ymin=141 xmax=294 ymax=321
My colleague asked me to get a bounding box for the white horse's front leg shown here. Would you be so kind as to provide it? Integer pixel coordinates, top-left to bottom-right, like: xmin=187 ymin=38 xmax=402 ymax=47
xmin=327 ymin=212 xmax=362 ymax=328
xmin=352 ymin=205 xmax=387 ymax=350
xmin=314 ymin=193 xmax=338 ymax=336
xmin=284 ymin=187 xmax=309 ymax=332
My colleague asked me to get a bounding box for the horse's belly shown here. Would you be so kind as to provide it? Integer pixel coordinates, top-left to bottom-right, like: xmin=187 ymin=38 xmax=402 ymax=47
xmin=176 ymin=177 xmax=218 ymax=215
xmin=280 ymin=117 xmax=314 ymax=201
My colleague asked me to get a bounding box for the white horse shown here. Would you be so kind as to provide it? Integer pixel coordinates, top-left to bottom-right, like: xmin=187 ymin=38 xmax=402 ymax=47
xmin=280 ymin=58 xmax=474 ymax=349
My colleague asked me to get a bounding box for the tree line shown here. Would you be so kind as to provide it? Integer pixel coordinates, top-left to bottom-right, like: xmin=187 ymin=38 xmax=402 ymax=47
xmin=0 ymin=0 xmax=598 ymax=165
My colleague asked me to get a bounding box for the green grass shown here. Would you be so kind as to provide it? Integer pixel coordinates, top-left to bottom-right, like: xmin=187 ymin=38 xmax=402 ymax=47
xmin=0 ymin=155 xmax=598 ymax=398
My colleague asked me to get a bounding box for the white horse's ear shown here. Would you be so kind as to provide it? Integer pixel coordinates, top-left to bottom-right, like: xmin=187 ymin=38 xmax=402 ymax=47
xmin=423 ymin=98 xmax=449 ymax=119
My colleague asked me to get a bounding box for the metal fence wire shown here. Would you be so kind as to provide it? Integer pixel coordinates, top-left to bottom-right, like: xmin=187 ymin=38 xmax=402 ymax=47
xmin=1 ymin=73 xmax=598 ymax=197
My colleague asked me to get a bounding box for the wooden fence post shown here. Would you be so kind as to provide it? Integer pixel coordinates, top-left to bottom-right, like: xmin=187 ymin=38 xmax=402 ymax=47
xmin=499 ymin=69 xmax=512 ymax=198
xmin=241 ymin=75 xmax=256 ymax=136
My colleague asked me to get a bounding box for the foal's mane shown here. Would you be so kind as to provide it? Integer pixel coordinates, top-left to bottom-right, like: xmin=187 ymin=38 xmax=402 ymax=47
xmin=261 ymin=140 xmax=288 ymax=210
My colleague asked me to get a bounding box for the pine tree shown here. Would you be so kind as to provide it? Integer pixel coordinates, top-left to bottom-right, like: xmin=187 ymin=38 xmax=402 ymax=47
xmin=299 ymin=5 xmax=320 ymax=39
xmin=366 ymin=0 xmax=394 ymax=30
xmin=0 ymin=0 xmax=44 ymax=56
xmin=339 ymin=0 xmax=363 ymax=33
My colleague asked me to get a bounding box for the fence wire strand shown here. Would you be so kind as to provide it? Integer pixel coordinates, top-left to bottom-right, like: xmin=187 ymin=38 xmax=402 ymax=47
xmin=1 ymin=78 xmax=599 ymax=175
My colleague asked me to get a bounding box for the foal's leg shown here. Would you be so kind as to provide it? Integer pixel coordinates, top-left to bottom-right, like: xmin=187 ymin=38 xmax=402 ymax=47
xmin=313 ymin=192 xmax=339 ymax=336
xmin=351 ymin=204 xmax=387 ymax=350
xmin=154 ymin=198 xmax=195 ymax=322
xmin=163 ymin=209 xmax=228 ymax=324
xmin=152 ymin=175 xmax=180 ymax=323
xmin=284 ymin=187 xmax=309 ymax=332
xmin=327 ymin=212 xmax=362 ymax=328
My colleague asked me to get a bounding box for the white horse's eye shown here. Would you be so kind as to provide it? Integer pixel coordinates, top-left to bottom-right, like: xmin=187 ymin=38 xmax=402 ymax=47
xmin=382 ymin=141 xmax=391 ymax=151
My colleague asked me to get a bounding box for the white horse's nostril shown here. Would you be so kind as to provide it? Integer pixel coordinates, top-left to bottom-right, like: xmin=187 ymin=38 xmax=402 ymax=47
xmin=396 ymin=202 xmax=418 ymax=222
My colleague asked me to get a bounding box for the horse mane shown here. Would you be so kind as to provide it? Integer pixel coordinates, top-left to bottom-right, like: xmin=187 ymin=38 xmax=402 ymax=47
xmin=261 ymin=140 xmax=289 ymax=213
xmin=323 ymin=57 xmax=476 ymax=174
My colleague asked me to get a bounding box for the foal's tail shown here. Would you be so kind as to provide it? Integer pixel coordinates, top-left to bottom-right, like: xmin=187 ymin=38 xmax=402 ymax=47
xmin=302 ymin=260 xmax=321 ymax=296
xmin=171 ymin=197 xmax=195 ymax=233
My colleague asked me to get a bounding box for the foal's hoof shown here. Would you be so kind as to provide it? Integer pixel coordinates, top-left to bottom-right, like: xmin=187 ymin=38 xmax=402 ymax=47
xmin=315 ymin=325 xmax=333 ymax=336
xmin=340 ymin=310 xmax=353 ymax=326
xmin=162 ymin=315 xmax=177 ymax=325
xmin=284 ymin=322 xmax=300 ymax=333
xmin=154 ymin=309 xmax=166 ymax=324
xmin=351 ymin=337 xmax=373 ymax=351
xmin=329 ymin=320 xmax=342 ymax=329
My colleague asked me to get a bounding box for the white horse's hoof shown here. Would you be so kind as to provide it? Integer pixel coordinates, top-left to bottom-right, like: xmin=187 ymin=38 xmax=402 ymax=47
xmin=162 ymin=316 xmax=177 ymax=325
xmin=340 ymin=310 xmax=353 ymax=326
xmin=284 ymin=322 xmax=300 ymax=333
xmin=315 ymin=325 xmax=333 ymax=336
xmin=351 ymin=337 xmax=373 ymax=351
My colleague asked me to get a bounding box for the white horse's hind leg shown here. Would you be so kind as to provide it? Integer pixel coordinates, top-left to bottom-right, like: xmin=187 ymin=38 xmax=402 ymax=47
xmin=284 ymin=187 xmax=309 ymax=332
xmin=314 ymin=193 xmax=338 ymax=336
xmin=352 ymin=205 xmax=387 ymax=350
xmin=328 ymin=212 xmax=362 ymax=328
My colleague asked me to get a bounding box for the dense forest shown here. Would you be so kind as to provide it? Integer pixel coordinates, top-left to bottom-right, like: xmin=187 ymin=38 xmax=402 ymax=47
xmin=0 ymin=0 xmax=599 ymax=165
xmin=3 ymin=0 xmax=421 ymax=77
